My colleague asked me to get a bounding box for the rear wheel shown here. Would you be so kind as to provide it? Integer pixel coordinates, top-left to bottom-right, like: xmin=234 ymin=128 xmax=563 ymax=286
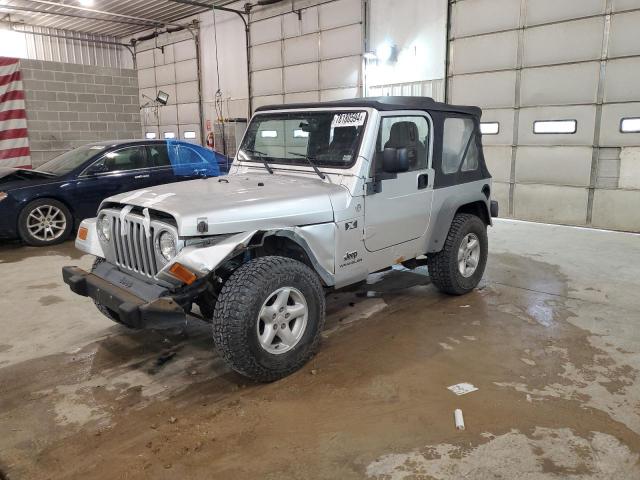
xmin=18 ymin=198 xmax=73 ymax=246
xmin=427 ymin=213 xmax=488 ymax=295
xmin=212 ymin=256 xmax=325 ymax=382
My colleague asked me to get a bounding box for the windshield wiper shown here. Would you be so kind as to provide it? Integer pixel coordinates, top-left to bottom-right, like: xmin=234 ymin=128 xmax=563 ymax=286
xmin=242 ymin=148 xmax=273 ymax=174
xmin=287 ymin=152 xmax=326 ymax=180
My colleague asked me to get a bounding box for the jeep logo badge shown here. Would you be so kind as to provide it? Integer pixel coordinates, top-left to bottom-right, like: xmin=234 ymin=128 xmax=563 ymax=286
xmin=343 ymin=251 xmax=358 ymax=261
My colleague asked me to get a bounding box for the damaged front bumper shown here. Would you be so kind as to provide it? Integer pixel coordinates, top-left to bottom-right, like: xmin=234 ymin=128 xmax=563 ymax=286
xmin=62 ymin=263 xmax=190 ymax=329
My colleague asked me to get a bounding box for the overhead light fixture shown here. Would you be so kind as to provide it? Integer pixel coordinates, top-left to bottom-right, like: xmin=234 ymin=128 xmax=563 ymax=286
xmin=363 ymin=51 xmax=377 ymax=61
xmin=376 ymin=42 xmax=397 ymax=63
xmin=156 ymin=90 xmax=170 ymax=106
xmin=79 ymin=0 xmax=95 ymax=6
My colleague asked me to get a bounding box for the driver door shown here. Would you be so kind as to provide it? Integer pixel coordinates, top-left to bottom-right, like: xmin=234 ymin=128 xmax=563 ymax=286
xmin=364 ymin=113 xmax=434 ymax=252
xmin=73 ymin=145 xmax=153 ymax=219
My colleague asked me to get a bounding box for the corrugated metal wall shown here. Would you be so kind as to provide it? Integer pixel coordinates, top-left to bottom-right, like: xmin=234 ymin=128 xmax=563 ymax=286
xmin=9 ymin=25 xmax=124 ymax=68
xmin=248 ymin=0 xmax=364 ymax=109
xmin=448 ymin=0 xmax=640 ymax=232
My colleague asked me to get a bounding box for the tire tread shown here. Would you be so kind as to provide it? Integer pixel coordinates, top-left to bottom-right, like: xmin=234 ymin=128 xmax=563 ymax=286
xmin=427 ymin=213 xmax=487 ymax=295
xmin=212 ymin=256 xmax=325 ymax=382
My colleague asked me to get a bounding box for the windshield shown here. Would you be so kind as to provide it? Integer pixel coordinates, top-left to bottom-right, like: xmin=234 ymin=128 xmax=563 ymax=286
xmin=238 ymin=110 xmax=367 ymax=169
xmin=36 ymin=145 xmax=106 ymax=176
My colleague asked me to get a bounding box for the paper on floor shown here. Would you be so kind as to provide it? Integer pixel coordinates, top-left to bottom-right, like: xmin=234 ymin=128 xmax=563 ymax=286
xmin=447 ymin=382 xmax=479 ymax=395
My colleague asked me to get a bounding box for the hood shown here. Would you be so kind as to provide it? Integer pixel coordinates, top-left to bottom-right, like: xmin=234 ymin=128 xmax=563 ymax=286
xmin=0 ymin=167 xmax=57 ymax=190
xmin=104 ymin=173 xmax=349 ymax=236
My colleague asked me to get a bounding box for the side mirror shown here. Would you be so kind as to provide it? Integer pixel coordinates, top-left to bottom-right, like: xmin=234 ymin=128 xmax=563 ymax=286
xmin=86 ymin=163 xmax=108 ymax=175
xmin=382 ymin=147 xmax=409 ymax=173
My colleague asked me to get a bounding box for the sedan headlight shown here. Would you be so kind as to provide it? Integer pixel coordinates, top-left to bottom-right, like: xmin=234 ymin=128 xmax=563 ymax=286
xmin=96 ymin=215 xmax=111 ymax=242
xmin=158 ymin=231 xmax=177 ymax=262
xmin=0 ymin=192 xmax=7 ymax=202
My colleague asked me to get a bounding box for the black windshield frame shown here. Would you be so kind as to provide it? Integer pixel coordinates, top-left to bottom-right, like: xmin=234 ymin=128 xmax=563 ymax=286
xmin=238 ymin=110 xmax=368 ymax=170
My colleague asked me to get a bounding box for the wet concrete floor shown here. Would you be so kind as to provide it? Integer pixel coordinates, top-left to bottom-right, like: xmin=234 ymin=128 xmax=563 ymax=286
xmin=0 ymin=219 xmax=639 ymax=479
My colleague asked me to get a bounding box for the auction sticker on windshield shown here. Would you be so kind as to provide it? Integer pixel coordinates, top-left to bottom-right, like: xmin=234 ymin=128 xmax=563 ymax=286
xmin=332 ymin=112 xmax=366 ymax=128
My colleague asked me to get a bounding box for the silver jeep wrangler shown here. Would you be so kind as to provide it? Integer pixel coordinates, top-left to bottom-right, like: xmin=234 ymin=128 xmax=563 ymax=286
xmin=63 ymin=97 xmax=498 ymax=382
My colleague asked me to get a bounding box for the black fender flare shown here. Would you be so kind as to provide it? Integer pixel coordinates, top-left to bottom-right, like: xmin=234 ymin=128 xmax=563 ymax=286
xmin=426 ymin=194 xmax=492 ymax=254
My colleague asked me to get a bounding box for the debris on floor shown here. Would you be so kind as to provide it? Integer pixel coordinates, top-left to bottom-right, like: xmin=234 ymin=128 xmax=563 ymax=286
xmin=454 ymin=409 xmax=465 ymax=430
xmin=447 ymin=382 xmax=479 ymax=396
xmin=155 ymin=350 xmax=177 ymax=367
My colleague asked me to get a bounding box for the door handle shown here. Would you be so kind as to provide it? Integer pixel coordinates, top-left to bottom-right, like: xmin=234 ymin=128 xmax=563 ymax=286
xmin=134 ymin=174 xmax=149 ymax=179
xmin=418 ymin=174 xmax=429 ymax=189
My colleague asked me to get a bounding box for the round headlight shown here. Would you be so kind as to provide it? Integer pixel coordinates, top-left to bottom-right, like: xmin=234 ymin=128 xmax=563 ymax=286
xmin=158 ymin=231 xmax=177 ymax=261
xmin=97 ymin=216 xmax=111 ymax=242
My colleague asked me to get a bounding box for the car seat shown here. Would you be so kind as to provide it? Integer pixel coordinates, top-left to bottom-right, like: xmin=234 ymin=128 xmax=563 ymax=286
xmin=384 ymin=121 xmax=426 ymax=170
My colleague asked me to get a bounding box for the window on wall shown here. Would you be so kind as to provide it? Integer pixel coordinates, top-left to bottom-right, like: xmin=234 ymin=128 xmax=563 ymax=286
xmin=480 ymin=122 xmax=499 ymax=135
xmin=533 ymin=120 xmax=577 ymax=134
xmin=183 ymin=131 xmax=196 ymax=139
xmin=620 ymin=117 xmax=640 ymax=133
xmin=442 ymin=117 xmax=478 ymax=174
xmin=375 ymin=116 xmax=429 ymax=173
xmin=145 ymin=132 xmax=157 ymax=139
xmin=163 ymin=132 xmax=176 ymax=139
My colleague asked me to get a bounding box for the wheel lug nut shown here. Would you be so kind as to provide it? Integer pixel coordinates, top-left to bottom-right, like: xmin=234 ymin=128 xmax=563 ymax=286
xmin=272 ymin=314 xmax=276 ymax=319
xmin=279 ymin=307 xmax=284 ymax=312
xmin=281 ymin=323 xmax=286 ymax=329
xmin=285 ymin=313 xmax=290 ymax=318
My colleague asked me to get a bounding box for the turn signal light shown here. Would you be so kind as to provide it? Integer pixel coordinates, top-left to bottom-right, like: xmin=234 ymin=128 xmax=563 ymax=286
xmin=78 ymin=227 xmax=88 ymax=240
xmin=168 ymin=262 xmax=197 ymax=285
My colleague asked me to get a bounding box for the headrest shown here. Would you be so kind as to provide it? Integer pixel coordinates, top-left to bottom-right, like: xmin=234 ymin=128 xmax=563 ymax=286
xmin=388 ymin=121 xmax=419 ymax=146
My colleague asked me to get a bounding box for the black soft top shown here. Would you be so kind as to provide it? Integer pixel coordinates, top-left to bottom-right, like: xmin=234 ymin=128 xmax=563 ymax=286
xmin=255 ymin=96 xmax=481 ymax=118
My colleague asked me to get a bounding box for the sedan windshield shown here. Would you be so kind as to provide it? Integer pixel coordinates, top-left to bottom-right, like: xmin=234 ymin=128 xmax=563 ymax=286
xmin=36 ymin=145 xmax=106 ymax=176
xmin=238 ymin=111 xmax=367 ymax=169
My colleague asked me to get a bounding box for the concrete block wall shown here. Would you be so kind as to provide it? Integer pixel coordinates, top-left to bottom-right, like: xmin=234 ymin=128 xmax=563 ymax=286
xmin=20 ymin=59 xmax=142 ymax=168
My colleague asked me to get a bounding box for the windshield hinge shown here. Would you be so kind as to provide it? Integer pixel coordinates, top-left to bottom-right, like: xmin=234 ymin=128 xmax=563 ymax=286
xmin=365 ymin=180 xmax=381 ymax=195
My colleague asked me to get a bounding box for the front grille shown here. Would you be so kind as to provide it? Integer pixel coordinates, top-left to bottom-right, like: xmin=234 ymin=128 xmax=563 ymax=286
xmin=111 ymin=214 xmax=158 ymax=278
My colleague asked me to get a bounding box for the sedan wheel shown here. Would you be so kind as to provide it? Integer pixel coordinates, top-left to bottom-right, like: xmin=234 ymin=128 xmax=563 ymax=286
xmin=27 ymin=205 xmax=67 ymax=242
xmin=18 ymin=199 xmax=73 ymax=246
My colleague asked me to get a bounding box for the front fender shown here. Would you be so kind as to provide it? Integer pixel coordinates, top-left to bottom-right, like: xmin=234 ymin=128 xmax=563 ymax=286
xmin=164 ymin=225 xmax=336 ymax=287
xmin=160 ymin=231 xmax=256 ymax=283
xmin=75 ymin=218 xmax=105 ymax=258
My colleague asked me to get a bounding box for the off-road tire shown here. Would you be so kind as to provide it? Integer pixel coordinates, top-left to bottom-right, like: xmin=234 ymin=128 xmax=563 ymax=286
xmin=212 ymin=256 xmax=325 ymax=382
xmin=18 ymin=198 xmax=73 ymax=246
xmin=427 ymin=213 xmax=488 ymax=295
xmin=91 ymin=257 xmax=120 ymax=323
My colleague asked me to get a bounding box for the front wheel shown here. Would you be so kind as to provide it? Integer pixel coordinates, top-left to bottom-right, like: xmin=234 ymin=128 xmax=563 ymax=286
xmin=18 ymin=198 xmax=73 ymax=246
xmin=427 ymin=213 xmax=488 ymax=295
xmin=212 ymin=256 xmax=325 ymax=382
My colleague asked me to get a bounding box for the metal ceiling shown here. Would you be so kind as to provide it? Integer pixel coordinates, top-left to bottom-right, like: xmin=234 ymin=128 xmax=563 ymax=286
xmin=0 ymin=0 xmax=235 ymax=39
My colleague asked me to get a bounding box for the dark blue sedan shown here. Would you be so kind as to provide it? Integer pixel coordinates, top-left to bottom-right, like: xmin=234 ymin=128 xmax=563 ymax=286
xmin=0 ymin=139 xmax=229 ymax=246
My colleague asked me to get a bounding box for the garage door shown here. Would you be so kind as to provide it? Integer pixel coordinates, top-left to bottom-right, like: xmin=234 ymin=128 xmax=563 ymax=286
xmin=136 ymin=30 xmax=202 ymax=144
xmin=249 ymin=0 xmax=363 ymax=111
xmin=448 ymin=0 xmax=640 ymax=232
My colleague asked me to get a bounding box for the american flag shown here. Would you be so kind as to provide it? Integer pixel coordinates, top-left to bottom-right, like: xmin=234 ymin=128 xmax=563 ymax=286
xmin=0 ymin=57 xmax=30 ymax=169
